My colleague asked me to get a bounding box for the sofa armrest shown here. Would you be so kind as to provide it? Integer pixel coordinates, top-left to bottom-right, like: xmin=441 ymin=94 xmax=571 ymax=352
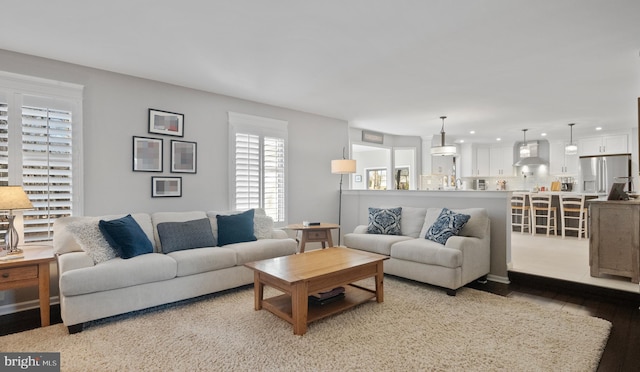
xmin=57 ymin=251 xmax=94 ymax=274
xmin=445 ymin=234 xmax=491 ymax=281
xmin=353 ymin=225 xmax=368 ymax=234
xmin=271 ymin=229 xmax=288 ymax=239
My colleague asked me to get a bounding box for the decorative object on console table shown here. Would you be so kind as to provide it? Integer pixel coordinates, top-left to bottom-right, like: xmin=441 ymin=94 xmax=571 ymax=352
xmin=0 ymin=186 xmax=34 ymax=255
xmin=331 ymin=147 xmax=356 ymax=246
xmin=170 ymin=140 xmax=197 ymax=173
xmin=133 ymin=136 xmax=163 ymax=172
xmin=151 ymin=177 xmax=182 ymax=197
xmin=148 ymin=109 xmax=184 ymax=137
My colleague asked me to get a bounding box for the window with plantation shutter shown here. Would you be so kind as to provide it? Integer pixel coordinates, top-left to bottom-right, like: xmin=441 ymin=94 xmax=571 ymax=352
xmin=229 ymin=112 xmax=287 ymax=224
xmin=0 ymin=72 xmax=83 ymax=244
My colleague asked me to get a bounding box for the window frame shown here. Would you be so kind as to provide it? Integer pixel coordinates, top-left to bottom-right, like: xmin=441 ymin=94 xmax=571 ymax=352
xmin=0 ymin=71 xmax=83 ymax=242
xmin=228 ymin=112 xmax=288 ymax=225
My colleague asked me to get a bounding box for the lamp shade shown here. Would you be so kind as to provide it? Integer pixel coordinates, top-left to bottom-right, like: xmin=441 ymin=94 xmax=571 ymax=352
xmin=331 ymin=159 xmax=356 ymax=174
xmin=0 ymin=186 xmax=34 ymax=211
xmin=430 ymin=145 xmax=457 ymax=156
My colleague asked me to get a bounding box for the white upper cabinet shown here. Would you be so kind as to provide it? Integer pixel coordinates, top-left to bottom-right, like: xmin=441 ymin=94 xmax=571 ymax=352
xmin=489 ymin=145 xmax=514 ymax=177
xmin=549 ymin=141 xmax=579 ymax=175
xmin=578 ymin=134 xmax=628 ymax=156
xmin=460 ymin=143 xmax=490 ymax=177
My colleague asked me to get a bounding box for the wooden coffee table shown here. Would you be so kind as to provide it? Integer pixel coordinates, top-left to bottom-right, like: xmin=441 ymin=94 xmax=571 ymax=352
xmin=244 ymin=247 xmax=388 ymax=335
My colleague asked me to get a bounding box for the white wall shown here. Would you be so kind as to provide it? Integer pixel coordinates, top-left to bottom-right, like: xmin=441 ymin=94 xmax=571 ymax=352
xmin=0 ymin=49 xmax=347 ymax=222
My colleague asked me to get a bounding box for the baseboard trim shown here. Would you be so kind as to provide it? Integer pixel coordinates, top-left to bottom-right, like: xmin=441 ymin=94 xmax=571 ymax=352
xmin=487 ymin=274 xmax=510 ymax=284
xmin=0 ymin=296 xmax=60 ymax=317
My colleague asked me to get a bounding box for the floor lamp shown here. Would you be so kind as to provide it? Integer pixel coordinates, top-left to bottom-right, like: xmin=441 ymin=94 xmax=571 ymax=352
xmin=331 ymin=152 xmax=356 ymax=246
xmin=0 ymin=186 xmax=34 ymax=255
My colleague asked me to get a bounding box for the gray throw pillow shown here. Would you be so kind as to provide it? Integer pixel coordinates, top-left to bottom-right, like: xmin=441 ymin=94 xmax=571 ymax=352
xmin=367 ymin=207 xmax=402 ymax=235
xmin=157 ymin=218 xmax=216 ymax=253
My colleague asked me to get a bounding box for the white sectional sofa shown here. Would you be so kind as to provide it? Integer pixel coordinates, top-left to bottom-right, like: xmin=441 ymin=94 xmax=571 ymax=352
xmin=53 ymin=209 xmax=297 ymax=333
xmin=344 ymin=207 xmax=490 ymax=295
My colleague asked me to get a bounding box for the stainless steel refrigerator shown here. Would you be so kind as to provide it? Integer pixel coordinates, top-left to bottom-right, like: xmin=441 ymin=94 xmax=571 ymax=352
xmin=579 ymin=154 xmax=632 ymax=194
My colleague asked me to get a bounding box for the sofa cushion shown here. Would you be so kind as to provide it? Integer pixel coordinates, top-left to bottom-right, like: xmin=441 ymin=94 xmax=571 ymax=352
xmin=59 ymin=253 xmax=177 ymax=296
xmin=420 ymin=208 xmax=488 ymax=239
xmin=167 ymin=247 xmax=237 ymax=277
xmin=99 ymin=215 xmax=154 ymax=259
xmin=425 ymin=208 xmax=471 ymax=244
xmin=157 ymin=218 xmax=216 ymax=253
xmin=66 ymin=219 xmax=117 ymax=264
xmin=226 ymin=238 xmax=298 ymax=265
xmin=343 ymin=232 xmax=413 ymax=256
xmin=400 ymin=207 xmax=428 ymax=238
xmin=367 ymin=207 xmax=402 ymax=235
xmin=390 ymin=239 xmax=463 ymax=268
xmin=217 ymin=209 xmax=257 ymax=246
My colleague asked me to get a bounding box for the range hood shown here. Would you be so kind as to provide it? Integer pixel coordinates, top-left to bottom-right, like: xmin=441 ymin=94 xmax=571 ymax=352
xmin=514 ymin=141 xmax=549 ymax=167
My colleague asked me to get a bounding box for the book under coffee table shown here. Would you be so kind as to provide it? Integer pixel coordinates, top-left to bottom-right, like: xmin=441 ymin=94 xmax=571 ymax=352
xmin=244 ymin=247 xmax=388 ymax=335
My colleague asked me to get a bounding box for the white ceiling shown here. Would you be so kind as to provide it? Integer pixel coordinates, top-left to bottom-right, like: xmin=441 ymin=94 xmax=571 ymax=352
xmin=1 ymin=1 xmax=639 ymax=144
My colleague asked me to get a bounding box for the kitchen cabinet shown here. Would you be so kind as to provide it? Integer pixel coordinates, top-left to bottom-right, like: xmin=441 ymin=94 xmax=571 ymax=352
xmin=460 ymin=144 xmax=489 ymax=177
xmin=578 ymin=134 xmax=628 ymax=156
xmin=589 ymin=199 xmax=639 ymax=283
xmin=549 ymin=141 xmax=579 ymax=175
xmin=489 ymin=145 xmax=514 ymax=177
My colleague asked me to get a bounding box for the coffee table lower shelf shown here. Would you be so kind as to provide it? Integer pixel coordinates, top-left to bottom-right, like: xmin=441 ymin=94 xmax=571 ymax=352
xmin=262 ymin=284 xmax=376 ymax=325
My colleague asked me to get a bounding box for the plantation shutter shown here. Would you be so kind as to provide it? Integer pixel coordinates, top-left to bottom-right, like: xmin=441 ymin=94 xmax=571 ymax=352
xmin=234 ymin=133 xmax=260 ymax=210
xmin=228 ymin=112 xmax=287 ymax=224
xmin=21 ymin=105 xmax=73 ymax=242
xmin=263 ymin=136 xmax=285 ymax=222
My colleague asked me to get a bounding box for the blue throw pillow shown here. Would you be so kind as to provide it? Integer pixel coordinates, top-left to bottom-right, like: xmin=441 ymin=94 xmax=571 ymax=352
xmin=99 ymin=215 xmax=154 ymax=259
xmin=367 ymin=207 xmax=402 ymax=235
xmin=425 ymin=208 xmax=471 ymax=245
xmin=157 ymin=218 xmax=216 ymax=253
xmin=217 ymin=209 xmax=257 ymax=246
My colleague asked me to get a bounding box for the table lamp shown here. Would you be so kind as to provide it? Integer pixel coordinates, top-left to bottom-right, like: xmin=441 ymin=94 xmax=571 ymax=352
xmin=0 ymin=186 xmax=34 ymax=255
xmin=331 ymin=148 xmax=356 ymax=246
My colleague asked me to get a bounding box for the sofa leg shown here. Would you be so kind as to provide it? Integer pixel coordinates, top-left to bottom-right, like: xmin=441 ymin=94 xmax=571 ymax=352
xmin=446 ymin=289 xmax=457 ymax=296
xmin=67 ymin=324 xmax=83 ymax=334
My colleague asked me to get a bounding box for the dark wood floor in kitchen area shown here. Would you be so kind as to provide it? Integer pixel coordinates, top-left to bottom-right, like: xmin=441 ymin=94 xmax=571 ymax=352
xmin=2 ymin=272 xmax=639 ymax=371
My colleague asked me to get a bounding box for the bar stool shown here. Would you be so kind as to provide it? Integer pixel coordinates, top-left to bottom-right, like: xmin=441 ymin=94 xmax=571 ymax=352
xmin=511 ymin=193 xmax=530 ymax=233
xmin=530 ymin=194 xmax=557 ymax=236
xmin=559 ymin=194 xmax=587 ymax=239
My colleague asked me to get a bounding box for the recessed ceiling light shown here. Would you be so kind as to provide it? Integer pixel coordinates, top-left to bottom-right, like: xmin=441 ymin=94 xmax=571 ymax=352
xmin=459 ymin=139 xmax=465 ymax=143
xmin=595 ymin=127 xmax=602 ymax=131
xmin=541 ymin=133 xmax=547 ymax=136
xmin=469 ymin=130 xmax=475 ymax=134
xmin=496 ymin=137 xmax=501 ymax=141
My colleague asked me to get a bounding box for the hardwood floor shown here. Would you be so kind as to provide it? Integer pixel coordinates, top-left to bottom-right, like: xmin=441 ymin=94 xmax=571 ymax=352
xmin=2 ymin=273 xmax=639 ymax=371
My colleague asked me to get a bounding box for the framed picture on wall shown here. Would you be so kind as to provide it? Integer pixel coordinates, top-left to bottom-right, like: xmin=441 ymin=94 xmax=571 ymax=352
xmin=133 ymin=136 xmax=163 ymax=172
xmin=170 ymin=140 xmax=197 ymax=173
xmin=149 ymin=109 xmax=184 ymax=137
xmin=152 ymin=176 xmax=182 ymax=197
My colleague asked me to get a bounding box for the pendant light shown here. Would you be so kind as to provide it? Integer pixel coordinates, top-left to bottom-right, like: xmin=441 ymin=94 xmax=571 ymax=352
xmin=565 ymin=123 xmax=578 ymax=155
xmin=519 ymin=129 xmax=530 ymax=158
xmin=430 ymin=116 xmax=457 ymax=156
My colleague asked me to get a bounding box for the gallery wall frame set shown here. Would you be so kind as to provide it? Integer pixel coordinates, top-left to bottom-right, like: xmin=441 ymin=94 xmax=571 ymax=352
xmin=170 ymin=140 xmax=197 ymax=173
xmin=152 ymin=177 xmax=182 ymax=197
xmin=133 ymin=136 xmax=163 ymax=172
xmin=149 ymin=109 xmax=184 ymax=137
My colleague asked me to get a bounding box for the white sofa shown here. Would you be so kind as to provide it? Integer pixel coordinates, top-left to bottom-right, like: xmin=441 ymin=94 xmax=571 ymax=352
xmin=344 ymin=207 xmax=490 ymax=295
xmin=54 ymin=210 xmax=297 ymax=333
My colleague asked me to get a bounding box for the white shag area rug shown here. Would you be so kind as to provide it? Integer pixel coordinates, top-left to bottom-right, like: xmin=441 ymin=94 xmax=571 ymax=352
xmin=0 ymin=277 xmax=611 ymax=371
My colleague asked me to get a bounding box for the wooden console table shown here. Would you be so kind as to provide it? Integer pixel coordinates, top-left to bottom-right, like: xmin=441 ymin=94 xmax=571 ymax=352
xmin=284 ymin=223 xmax=340 ymax=253
xmin=0 ymin=246 xmax=55 ymax=326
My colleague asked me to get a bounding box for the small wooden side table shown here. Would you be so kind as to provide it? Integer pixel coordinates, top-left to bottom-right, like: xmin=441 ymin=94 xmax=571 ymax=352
xmin=0 ymin=245 xmax=56 ymax=327
xmin=284 ymin=223 xmax=340 ymax=253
